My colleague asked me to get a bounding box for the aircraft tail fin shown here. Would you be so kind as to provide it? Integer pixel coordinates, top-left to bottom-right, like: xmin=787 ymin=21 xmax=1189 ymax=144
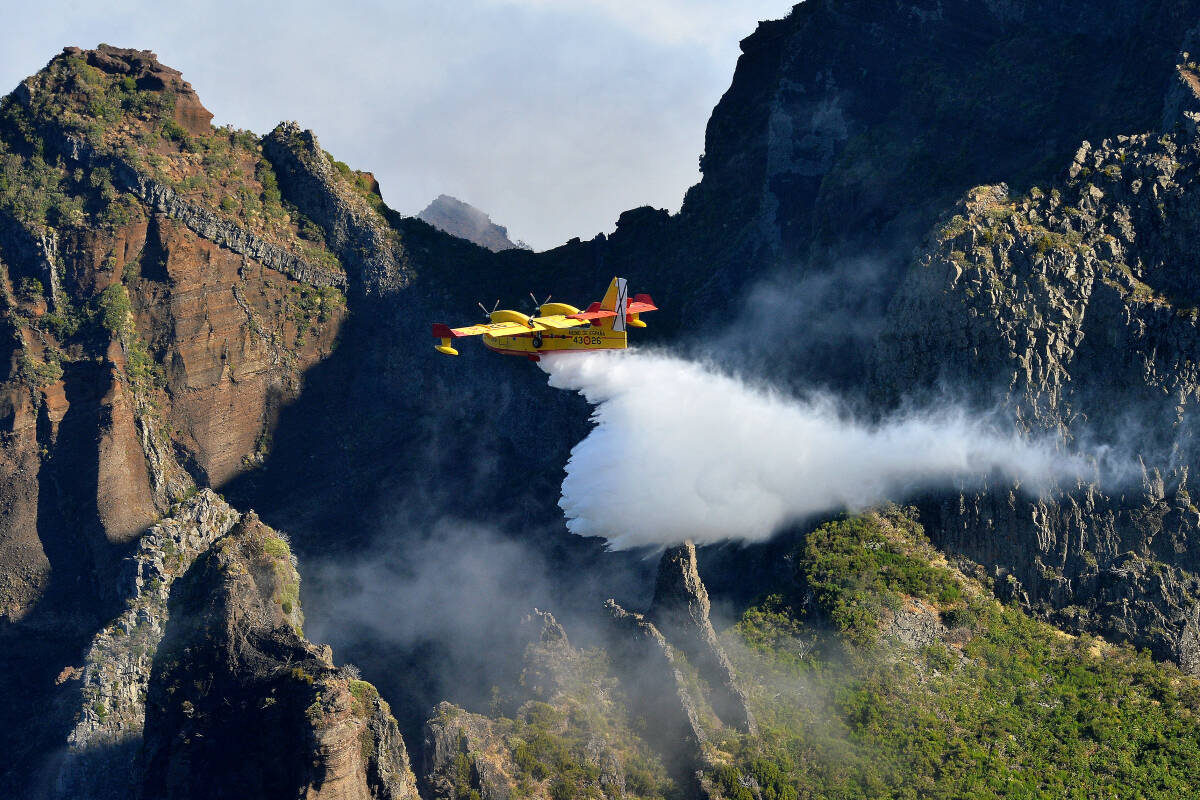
xmin=600 ymin=277 xmax=628 ymax=332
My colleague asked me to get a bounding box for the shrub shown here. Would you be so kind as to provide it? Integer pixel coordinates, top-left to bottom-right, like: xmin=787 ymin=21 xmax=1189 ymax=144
xmin=160 ymin=118 xmax=189 ymax=144
xmin=16 ymin=276 xmax=43 ymax=302
xmin=18 ymin=349 xmax=63 ymax=387
xmin=289 ymin=666 xmax=314 ymax=685
xmin=97 ymin=282 xmax=131 ymax=336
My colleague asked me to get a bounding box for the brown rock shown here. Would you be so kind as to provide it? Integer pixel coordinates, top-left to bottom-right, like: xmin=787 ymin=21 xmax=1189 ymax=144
xmin=0 ymin=386 xmax=46 ymax=622
xmin=95 ymin=343 xmax=157 ymax=545
xmin=84 ymin=45 xmax=213 ymax=135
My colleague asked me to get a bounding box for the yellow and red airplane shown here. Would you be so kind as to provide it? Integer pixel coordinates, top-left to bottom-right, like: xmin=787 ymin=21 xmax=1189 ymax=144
xmin=432 ymin=277 xmax=656 ymax=361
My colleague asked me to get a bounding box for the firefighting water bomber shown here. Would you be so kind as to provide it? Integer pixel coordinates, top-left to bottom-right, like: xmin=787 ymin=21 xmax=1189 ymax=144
xmin=432 ymin=277 xmax=656 ymax=361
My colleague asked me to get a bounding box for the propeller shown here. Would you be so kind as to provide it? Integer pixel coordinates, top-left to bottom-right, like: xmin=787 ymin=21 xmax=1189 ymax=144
xmin=477 ymin=299 xmax=499 ymax=320
xmin=529 ymin=292 xmax=552 ymax=315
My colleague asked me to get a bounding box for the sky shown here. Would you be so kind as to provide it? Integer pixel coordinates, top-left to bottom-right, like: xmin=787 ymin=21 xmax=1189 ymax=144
xmin=1 ymin=0 xmax=796 ymax=250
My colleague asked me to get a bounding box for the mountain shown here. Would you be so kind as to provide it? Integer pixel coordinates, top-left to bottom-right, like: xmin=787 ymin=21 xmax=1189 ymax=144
xmin=417 ymin=194 xmax=530 ymax=252
xmin=7 ymin=1 xmax=1200 ymax=794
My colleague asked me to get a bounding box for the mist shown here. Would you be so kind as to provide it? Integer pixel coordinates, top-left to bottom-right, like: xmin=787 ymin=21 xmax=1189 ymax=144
xmin=540 ymin=349 xmax=1115 ymax=549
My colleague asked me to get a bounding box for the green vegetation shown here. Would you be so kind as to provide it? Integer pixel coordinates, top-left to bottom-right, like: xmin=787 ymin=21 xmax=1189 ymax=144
xmin=261 ymin=534 xmax=291 ymax=561
xmin=348 ymin=679 xmax=379 ymax=717
xmin=938 ymin=215 xmax=968 ymax=241
xmin=289 ymin=666 xmax=314 ymax=686
xmin=716 ymin=511 xmax=1200 ymax=799
xmin=0 ymin=50 xmax=344 ymax=280
xmin=803 ymin=511 xmax=962 ymax=646
xmin=97 ymin=281 xmax=131 ymax=335
xmin=96 ymin=280 xmax=164 ymax=396
xmin=17 ymin=348 xmax=63 ymax=388
xmin=0 ymin=141 xmax=87 ymax=231
xmin=502 ymin=700 xmax=675 ymax=800
xmin=711 ymin=760 xmax=797 ymax=800
xmin=1034 ymin=227 xmax=1083 ymax=256
xmin=260 ymin=532 xmax=302 ymax=632
xmin=16 ymin=276 xmax=43 ymax=302
xmin=288 ymin=284 xmax=345 ymax=346
xmin=983 ymin=203 xmax=1016 ymax=223
xmin=444 ymin=641 xmax=677 ymax=800
xmin=452 ymin=749 xmax=482 ymax=800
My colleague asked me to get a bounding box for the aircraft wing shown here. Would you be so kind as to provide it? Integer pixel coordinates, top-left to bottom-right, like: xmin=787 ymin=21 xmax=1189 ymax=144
xmin=433 ymin=320 xmax=543 ymax=339
xmin=567 ymin=308 xmax=617 ymax=322
xmin=532 ymin=315 xmax=591 ymax=330
xmin=568 ymin=293 xmax=658 ymax=321
xmin=627 ymin=294 xmax=657 ymax=314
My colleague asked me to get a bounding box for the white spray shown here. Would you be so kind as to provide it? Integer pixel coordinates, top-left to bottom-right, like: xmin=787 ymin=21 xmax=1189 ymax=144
xmin=541 ymin=349 xmax=1096 ymax=549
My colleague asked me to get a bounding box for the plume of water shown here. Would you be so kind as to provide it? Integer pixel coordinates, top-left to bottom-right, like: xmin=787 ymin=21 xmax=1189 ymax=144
xmin=540 ymin=350 xmax=1095 ymax=549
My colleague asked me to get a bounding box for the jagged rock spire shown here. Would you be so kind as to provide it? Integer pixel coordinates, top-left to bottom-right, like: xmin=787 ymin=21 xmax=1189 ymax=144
xmin=648 ymin=541 xmax=757 ymax=735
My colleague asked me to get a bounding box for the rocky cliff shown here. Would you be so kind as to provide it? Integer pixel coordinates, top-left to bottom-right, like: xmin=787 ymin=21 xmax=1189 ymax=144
xmin=55 ymin=490 xmax=240 ymax=799
xmin=140 ymin=511 xmax=417 ymax=800
xmin=422 ymin=609 xmax=672 ymax=800
xmin=34 ymin=486 xmax=416 ymax=800
xmin=869 ymin=56 xmax=1200 ymax=666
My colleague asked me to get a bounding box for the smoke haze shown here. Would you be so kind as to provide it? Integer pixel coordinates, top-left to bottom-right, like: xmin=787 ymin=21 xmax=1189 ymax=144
xmin=541 ymin=350 xmax=1105 ymax=549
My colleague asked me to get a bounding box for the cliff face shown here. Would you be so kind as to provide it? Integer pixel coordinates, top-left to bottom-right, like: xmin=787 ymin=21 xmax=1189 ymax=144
xmin=868 ymin=59 xmax=1200 ymax=664
xmin=55 ymin=490 xmax=240 ymax=799
xmin=562 ymin=0 xmax=1200 ymax=672
xmin=530 ymin=0 xmax=1192 ymax=357
xmin=0 ymin=46 xmax=386 ymax=794
xmin=0 ymin=45 xmax=347 ymax=630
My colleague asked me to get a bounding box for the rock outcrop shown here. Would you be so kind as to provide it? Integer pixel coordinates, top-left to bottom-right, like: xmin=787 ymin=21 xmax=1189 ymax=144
xmin=423 ymin=609 xmax=659 ymax=800
xmin=263 ymin=122 xmax=412 ymax=297
xmin=139 ymin=511 xmax=418 ymax=799
xmin=604 ymin=599 xmax=714 ymax=788
xmin=55 ymin=489 xmax=240 ymax=799
xmin=417 ymin=195 xmax=529 ymax=253
xmin=54 ymin=133 xmax=347 ymax=290
xmin=47 ymin=491 xmax=418 ymax=800
xmin=648 ymin=542 xmax=756 ymax=735
xmin=423 ymin=703 xmax=518 ymax=800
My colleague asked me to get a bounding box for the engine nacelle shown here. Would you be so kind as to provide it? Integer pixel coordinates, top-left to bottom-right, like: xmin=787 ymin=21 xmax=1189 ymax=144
xmin=539 ymin=302 xmax=581 ymax=317
xmin=490 ymin=309 xmax=533 ymax=326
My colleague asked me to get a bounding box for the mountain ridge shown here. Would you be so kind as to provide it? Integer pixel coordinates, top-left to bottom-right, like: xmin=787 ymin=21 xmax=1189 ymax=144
xmin=417 ymin=194 xmax=529 ymax=253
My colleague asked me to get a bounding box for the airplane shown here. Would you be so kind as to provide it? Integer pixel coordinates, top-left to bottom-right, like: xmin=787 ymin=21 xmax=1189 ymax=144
xmin=432 ymin=277 xmax=656 ymax=361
